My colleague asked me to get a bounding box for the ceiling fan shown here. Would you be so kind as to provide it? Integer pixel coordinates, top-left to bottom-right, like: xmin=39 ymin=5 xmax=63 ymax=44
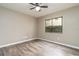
xmin=29 ymin=3 xmax=48 ymax=12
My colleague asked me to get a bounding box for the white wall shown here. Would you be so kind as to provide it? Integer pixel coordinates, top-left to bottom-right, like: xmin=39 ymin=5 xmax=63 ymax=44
xmin=37 ymin=6 xmax=79 ymax=47
xmin=0 ymin=6 xmax=37 ymax=46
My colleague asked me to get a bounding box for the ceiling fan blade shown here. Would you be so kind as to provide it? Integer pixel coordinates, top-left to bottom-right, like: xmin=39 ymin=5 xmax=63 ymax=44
xmin=29 ymin=3 xmax=36 ymax=6
xmin=30 ymin=7 xmax=35 ymax=10
xmin=35 ymin=3 xmax=39 ymax=6
xmin=40 ymin=6 xmax=48 ymax=8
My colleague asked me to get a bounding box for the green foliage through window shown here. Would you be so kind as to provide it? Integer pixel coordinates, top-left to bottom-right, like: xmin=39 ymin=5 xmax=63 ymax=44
xmin=45 ymin=16 xmax=63 ymax=33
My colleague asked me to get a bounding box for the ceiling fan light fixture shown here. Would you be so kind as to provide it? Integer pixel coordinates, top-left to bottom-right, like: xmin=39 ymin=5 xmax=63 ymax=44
xmin=35 ymin=6 xmax=41 ymax=12
xmin=29 ymin=3 xmax=48 ymax=12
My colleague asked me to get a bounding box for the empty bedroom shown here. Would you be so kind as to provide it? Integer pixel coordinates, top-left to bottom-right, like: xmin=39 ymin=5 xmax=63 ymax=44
xmin=0 ymin=3 xmax=79 ymax=56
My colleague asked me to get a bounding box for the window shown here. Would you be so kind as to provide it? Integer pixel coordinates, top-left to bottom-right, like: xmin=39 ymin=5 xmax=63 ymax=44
xmin=45 ymin=16 xmax=63 ymax=33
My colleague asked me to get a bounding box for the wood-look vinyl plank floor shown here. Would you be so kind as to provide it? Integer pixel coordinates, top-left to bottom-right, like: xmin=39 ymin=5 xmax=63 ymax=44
xmin=0 ymin=39 xmax=79 ymax=56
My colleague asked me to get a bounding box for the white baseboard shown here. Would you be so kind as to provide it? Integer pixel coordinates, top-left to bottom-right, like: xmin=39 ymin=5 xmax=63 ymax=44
xmin=0 ymin=38 xmax=36 ymax=48
xmin=38 ymin=38 xmax=79 ymax=50
xmin=0 ymin=38 xmax=79 ymax=50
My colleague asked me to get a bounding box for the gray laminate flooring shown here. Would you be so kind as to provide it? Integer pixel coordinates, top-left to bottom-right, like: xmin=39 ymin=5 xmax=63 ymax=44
xmin=0 ymin=39 xmax=79 ymax=56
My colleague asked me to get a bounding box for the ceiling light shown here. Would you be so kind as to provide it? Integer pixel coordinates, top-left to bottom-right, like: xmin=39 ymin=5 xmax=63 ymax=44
xmin=35 ymin=6 xmax=41 ymax=12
